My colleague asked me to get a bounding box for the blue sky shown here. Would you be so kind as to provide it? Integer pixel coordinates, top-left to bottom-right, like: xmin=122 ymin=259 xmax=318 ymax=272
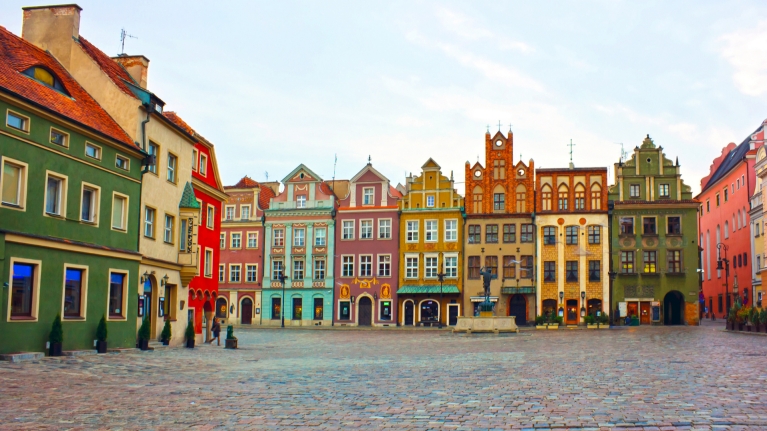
xmin=5 ymin=1 xmax=767 ymax=194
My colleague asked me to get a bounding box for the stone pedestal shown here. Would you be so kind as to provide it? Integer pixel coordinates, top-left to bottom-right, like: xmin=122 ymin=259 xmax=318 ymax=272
xmin=453 ymin=316 xmax=519 ymax=333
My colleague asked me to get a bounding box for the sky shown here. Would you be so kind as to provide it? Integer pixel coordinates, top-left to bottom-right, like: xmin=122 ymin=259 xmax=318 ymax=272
xmin=4 ymin=1 xmax=767 ymax=195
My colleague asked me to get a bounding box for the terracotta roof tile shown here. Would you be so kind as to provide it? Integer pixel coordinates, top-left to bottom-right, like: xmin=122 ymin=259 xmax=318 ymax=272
xmin=0 ymin=27 xmax=135 ymax=148
xmin=258 ymin=186 xmax=275 ymax=210
xmin=226 ymin=176 xmax=260 ymax=189
xmin=162 ymin=111 xmax=195 ymax=136
xmin=77 ymin=36 xmax=138 ymax=98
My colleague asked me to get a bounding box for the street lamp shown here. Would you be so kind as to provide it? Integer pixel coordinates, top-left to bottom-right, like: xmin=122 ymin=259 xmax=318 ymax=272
xmin=278 ymin=272 xmax=288 ymax=328
xmin=558 ymin=291 xmax=564 ymax=318
xmin=743 ymin=287 xmax=749 ymax=306
xmin=437 ymin=264 xmax=446 ymax=329
xmin=580 ymin=291 xmax=586 ymax=318
xmin=717 ymin=243 xmax=730 ymax=318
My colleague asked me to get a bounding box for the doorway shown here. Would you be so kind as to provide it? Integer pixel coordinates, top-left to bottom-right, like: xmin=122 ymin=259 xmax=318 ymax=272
xmin=447 ymin=304 xmax=459 ymax=326
xmin=509 ymin=295 xmax=527 ymax=325
xmin=664 ymin=291 xmax=684 ymax=325
xmin=404 ymin=301 xmax=414 ymax=325
xmin=420 ymin=300 xmax=439 ymax=323
xmin=292 ymin=297 xmax=303 ymax=320
xmin=358 ymin=296 xmax=372 ymax=326
xmin=241 ymin=298 xmax=253 ymax=325
xmin=566 ymin=299 xmax=578 ymax=325
xmin=640 ymin=301 xmax=651 ymax=324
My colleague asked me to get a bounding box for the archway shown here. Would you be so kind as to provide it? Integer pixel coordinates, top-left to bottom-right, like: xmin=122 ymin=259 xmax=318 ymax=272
xmin=542 ymin=299 xmax=557 ymax=320
xmin=509 ymin=294 xmax=527 ymax=325
xmin=403 ymin=300 xmax=414 ymax=326
xmin=664 ymin=290 xmax=684 ymax=325
xmin=241 ymin=297 xmax=253 ymax=325
xmin=566 ymin=299 xmax=579 ymax=325
xmin=202 ymin=300 xmax=213 ymax=341
xmin=358 ymin=296 xmax=372 ymax=326
xmin=142 ymin=276 xmax=156 ymax=337
xmin=215 ymin=297 xmax=228 ymax=320
xmin=419 ymin=299 xmax=439 ymax=323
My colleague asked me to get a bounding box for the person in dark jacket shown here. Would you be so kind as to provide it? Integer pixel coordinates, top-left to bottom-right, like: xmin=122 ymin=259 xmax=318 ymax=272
xmin=208 ymin=319 xmax=221 ymax=346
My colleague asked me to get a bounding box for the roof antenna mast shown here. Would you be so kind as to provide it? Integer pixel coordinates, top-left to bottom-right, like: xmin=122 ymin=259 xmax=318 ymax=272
xmin=120 ymin=28 xmax=137 ymax=55
xmin=265 ymin=171 xmax=269 ymax=182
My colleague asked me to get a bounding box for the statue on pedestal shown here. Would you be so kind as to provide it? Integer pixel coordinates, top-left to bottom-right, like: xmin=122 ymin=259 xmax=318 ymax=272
xmin=478 ymin=266 xmax=497 ymax=316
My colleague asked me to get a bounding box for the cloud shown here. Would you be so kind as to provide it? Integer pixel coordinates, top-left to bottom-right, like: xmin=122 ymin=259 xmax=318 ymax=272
xmin=434 ymin=7 xmax=534 ymax=53
xmin=718 ymin=20 xmax=767 ymax=96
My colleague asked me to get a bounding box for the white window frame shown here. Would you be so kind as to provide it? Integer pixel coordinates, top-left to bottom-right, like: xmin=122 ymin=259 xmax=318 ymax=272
xmin=425 ymin=220 xmax=438 ymax=242
xmin=110 ymin=192 xmax=129 ymax=232
xmin=296 ymin=195 xmax=307 ymax=208
xmin=405 ymin=254 xmax=419 ymax=279
xmin=166 ymin=152 xmax=178 ymax=184
xmin=342 ymin=255 xmax=355 ymax=278
xmin=359 ymin=255 xmax=373 ymax=277
xmin=444 ymin=219 xmax=457 ymax=242
xmin=247 ymin=231 xmax=259 ymax=249
xmin=163 ymin=214 xmax=175 ymax=244
xmin=207 ymin=205 xmax=215 ymax=229
xmin=192 ymin=148 xmax=199 ymax=171
xmin=427 ymin=195 xmax=435 ymax=207
xmin=273 ymin=229 xmax=285 ymax=247
xmin=199 ymin=153 xmax=208 ymax=176
xmin=218 ymin=264 xmax=226 ymax=282
xmin=360 ymin=219 xmax=373 ymax=240
xmin=314 ymin=227 xmax=326 ymax=246
xmin=84 ymin=142 xmax=102 ymax=161
xmin=1 ymin=157 xmax=28 ymax=211
xmin=424 ymin=254 xmax=438 ymax=279
xmin=377 ymin=254 xmax=391 ymax=277
xmin=443 ymin=253 xmax=458 ymax=279
xmin=7 ymin=258 xmax=42 ymax=322
xmin=204 ymin=248 xmax=213 ymax=278
xmin=231 ymin=232 xmax=242 ymax=249
xmin=79 ymin=182 xmax=100 ymax=226
xmin=220 ymin=233 xmax=226 ymax=249
xmin=115 ymin=154 xmax=130 ymax=171
xmin=362 ymin=187 xmax=374 ymax=205
xmin=6 ymin=109 xmax=30 ymax=133
xmin=144 ymin=206 xmax=156 ymax=238
xmin=342 ymin=220 xmax=354 ymax=240
xmin=406 ymin=220 xmax=419 ymax=243
xmin=43 ymin=170 xmax=68 ymax=218
xmin=50 ymin=127 xmax=69 ymax=148
xmin=378 ymin=218 xmax=391 ymax=239
xmin=229 ymin=263 xmax=241 ymax=283
xmin=293 ymin=228 xmax=305 ymax=247
xmin=314 ymin=258 xmax=326 ymax=280
xmin=246 ymin=264 xmax=259 ymax=283
xmin=106 ymin=269 xmax=129 ymax=321
xmin=293 ymin=258 xmax=305 ymax=279
xmin=225 ymin=205 xmax=235 ymax=221
xmin=240 ymin=205 xmax=251 ymax=220
xmin=272 ymin=259 xmax=284 ymax=279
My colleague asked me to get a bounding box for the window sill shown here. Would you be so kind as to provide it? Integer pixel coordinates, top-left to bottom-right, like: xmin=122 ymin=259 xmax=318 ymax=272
xmin=9 ymin=316 xmax=37 ymax=321
xmin=107 ymin=316 xmax=127 ymax=321
xmin=619 ymin=272 xmax=638 ymax=276
xmin=144 ymin=236 xmax=156 ymax=241
xmin=618 ymin=233 xmax=635 ymax=238
xmin=642 ymin=272 xmax=660 ymax=276
xmin=63 ymin=316 xmax=86 ymax=321
xmin=45 ymin=212 xmax=65 ymax=219
xmin=1 ymin=202 xmax=24 ymax=210
xmin=666 ymin=271 xmax=686 ymax=276
xmin=641 ymin=234 xmax=659 ymax=238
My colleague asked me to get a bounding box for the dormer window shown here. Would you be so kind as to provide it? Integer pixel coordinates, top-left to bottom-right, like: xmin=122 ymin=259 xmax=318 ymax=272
xmin=297 ymin=195 xmax=306 ymax=208
xmin=427 ymin=195 xmax=435 ymax=207
xmin=22 ymin=67 xmax=69 ymax=95
xmin=363 ymin=187 xmax=374 ymax=205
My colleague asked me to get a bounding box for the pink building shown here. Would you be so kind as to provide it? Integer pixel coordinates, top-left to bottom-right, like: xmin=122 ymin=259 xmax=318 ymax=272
xmin=334 ymin=162 xmax=401 ymax=326
xmin=698 ymin=120 xmax=766 ymax=318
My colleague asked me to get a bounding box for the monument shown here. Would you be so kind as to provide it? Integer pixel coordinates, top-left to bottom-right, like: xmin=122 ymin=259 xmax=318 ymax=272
xmin=453 ymin=267 xmax=518 ymax=334
xmin=477 ymin=266 xmax=496 ymax=317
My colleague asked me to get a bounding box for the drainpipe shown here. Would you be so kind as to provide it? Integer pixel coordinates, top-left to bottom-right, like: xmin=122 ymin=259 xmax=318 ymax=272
xmin=136 ymin=104 xmax=152 ymax=316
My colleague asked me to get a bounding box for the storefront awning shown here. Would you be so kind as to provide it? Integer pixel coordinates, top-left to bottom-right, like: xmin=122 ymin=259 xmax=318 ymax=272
xmin=397 ymin=285 xmax=459 ymax=294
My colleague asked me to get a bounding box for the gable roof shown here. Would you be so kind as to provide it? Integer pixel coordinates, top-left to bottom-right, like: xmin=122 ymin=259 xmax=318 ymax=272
xmin=700 ymin=130 xmax=757 ymax=194
xmin=0 ymin=26 xmax=135 ymax=148
xmin=258 ymin=186 xmax=276 ymax=210
xmin=421 ymin=158 xmax=441 ymax=170
xmin=162 ymin=111 xmax=225 ymax=193
xmin=227 ymin=176 xmax=260 ymax=189
xmin=77 ymin=36 xmax=138 ymax=98
xmin=350 ymin=163 xmax=391 ymax=184
xmin=281 ymin=164 xmax=324 ymax=183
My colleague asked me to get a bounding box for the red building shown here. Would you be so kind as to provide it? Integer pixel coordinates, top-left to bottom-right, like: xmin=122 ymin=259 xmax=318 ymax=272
xmin=218 ymin=176 xmax=277 ymax=325
xmin=697 ymin=120 xmax=766 ymax=319
xmin=163 ymin=112 xmax=228 ymax=340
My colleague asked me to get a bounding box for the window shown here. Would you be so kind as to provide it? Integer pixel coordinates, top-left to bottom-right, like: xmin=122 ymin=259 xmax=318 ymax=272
xmin=314 ymin=259 xmax=325 ymax=279
xmin=199 ymin=154 xmax=207 ymax=176
xmin=493 ymin=159 xmax=506 ymax=179
xmin=378 ymin=255 xmax=391 ymax=277
xmin=342 ymin=256 xmax=354 ymax=277
xmin=558 ymin=188 xmax=568 ymax=210
xmin=473 ymin=188 xmax=483 ymax=213
xmin=144 ymin=207 xmax=156 ymax=238
xmin=218 ymin=233 xmax=226 ymax=250
xmin=363 ymin=187 xmax=374 ymax=205
xmin=10 ymin=262 xmax=37 ymax=318
xmin=543 ymin=226 xmax=556 ymax=245
xmin=296 ymin=195 xmax=306 ymax=208
xmin=380 ymin=300 xmax=392 ymax=320
xmin=164 ymin=214 xmax=174 ymax=243
xmin=314 ymin=298 xmax=323 ymax=320
xmin=503 ymin=256 xmax=516 ymax=279
xmin=468 ymin=256 xmax=480 ymax=279
xmin=590 ymin=186 xmax=602 ymax=210
xmin=378 ymin=219 xmax=391 ymax=239
xmin=494 ymin=193 xmax=505 ymax=210
xmin=516 ymin=185 xmax=526 ymax=212
xmin=272 ymin=298 xmax=281 ymax=320
xmin=706 ymin=200 xmax=710 ymax=213
xmin=668 ymin=250 xmax=682 ymax=273
xmin=246 ymin=265 xmax=258 ymax=283
xmin=445 ymin=219 xmax=457 ymax=241
xmin=231 ymin=232 xmax=242 ymax=248
xmin=272 ymin=259 xmax=284 ymax=279
xmin=406 ymin=220 xmax=419 ymax=242
xmin=486 ymin=224 xmax=499 ymax=243
xmin=83 ymin=143 xmax=102 ymax=162
xmin=180 ymin=219 xmax=188 ymax=251
xmin=80 ymin=184 xmax=99 ymax=223
xmin=293 ymin=228 xmax=305 ymax=246
xmin=620 ymin=217 xmax=634 ymax=235
xmin=167 ymin=154 xmax=177 ymax=183
xmin=542 ymin=188 xmax=552 ymax=211
xmin=406 ymin=256 xmax=419 ymax=279
xmin=483 ymin=256 xmax=498 ymax=276
xmin=360 ymin=220 xmax=373 ymax=239
xmin=520 ymin=256 xmax=533 ymax=279
xmin=108 ymin=272 xmax=126 ymax=319
xmin=225 ymin=206 xmax=234 ymax=221
xmin=425 ymin=220 xmax=438 ymax=241
xmin=218 ymin=264 xmax=225 ymax=282
xmin=520 ymin=224 xmax=533 ymax=243
xmin=111 ymin=193 xmax=127 ymax=230
xmin=22 ymin=66 xmax=68 ymax=93
xmin=241 ymin=206 xmax=250 ymax=220
xmin=273 ymin=229 xmax=284 ymax=247
xmin=6 ymin=111 xmax=29 ymax=132
xmin=425 ymin=256 xmax=438 ymax=278
xmin=658 ymin=183 xmax=669 ymax=198
xmin=565 ymin=226 xmax=578 ymax=245
xmin=247 ymin=232 xmax=258 ymax=248
xmin=716 ymin=193 xmax=720 ymax=207
xmin=643 ymin=217 xmax=657 ymax=235
xmin=629 ymin=184 xmax=640 ymax=198
xmin=204 ymin=249 xmax=213 ymax=277
xmin=207 ymin=206 xmax=214 ymax=229
xmin=589 ymin=260 xmax=601 ymax=281
xmin=468 ymin=225 xmax=481 ymax=243
xmin=1 ymin=159 xmax=26 ymax=208
xmin=45 ymin=173 xmax=66 ymax=216
xmin=668 ymin=216 xmax=681 ymax=235
xmin=588 ymin=226 xmax=600 ymax=244
xmin=339 ymin=300 xmax=350 ymax=320
xmin=293 ymin=259 xmax=304 ymax=279
xmin=50 ymin=128 xmax=68 ymax=147
xmin=444 ymin=255 xmax=457 ymax=278
xmin=566 ymin=261 xmax=578 ymax=282
xmin=229 ymin=264 xmax=241 ymax=282
xmin=314 ymin=228 xmax=326 ymax=246
xmin=503 ymin=224 xmax=516 ymax=243
xmin=574 ymin=187 xmax=585 ymax=210
xmin=342 ymin=220 xmax=354 ymax=239
xmin=643 ymin=251 xmax=657 ymax=273
xmin=543 ymin=261 xmax=555 ymax=282
xmin=724 ymin=187 xmax=729 ymax=202
xmin=115 ymin=155 xmax=130 ymax=171
xmin=359 ymin=255 xmax=372 ymax=277
xmin=192 ymin=149 xmax=199 ymax=171
xmin=621 ymin=251 xmax=635 ymax=273
xmin=427 ymin=195 xmax=435 ymax=207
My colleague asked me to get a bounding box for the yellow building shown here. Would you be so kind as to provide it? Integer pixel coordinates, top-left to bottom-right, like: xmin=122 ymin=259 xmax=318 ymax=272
xmin=753 ymin=147 xmax=765 ymax=307
xmin=397 ymin=159 xmax=464 ymax=326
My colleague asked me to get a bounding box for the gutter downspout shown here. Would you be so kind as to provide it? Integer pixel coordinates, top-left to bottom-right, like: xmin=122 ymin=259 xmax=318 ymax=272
xmin=136 ymin=105 xmax=151 ymax=322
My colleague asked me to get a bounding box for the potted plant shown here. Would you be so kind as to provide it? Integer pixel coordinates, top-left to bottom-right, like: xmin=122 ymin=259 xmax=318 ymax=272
xmin=49 ymin=314 xmax=63 ymax=357
xmin=137 ymin=316 xmax=150 ymax=350
xmin=760 ymin=308 xmax=767 ymax=333
xmin=549 ymin=315 xmax=562 ymax=329
xmin=535 ymin=315 xmax=547 ymax=329
xmin=598 ymin=313 xmax=609 ymax=328
xmin=95 ymin=315 xmax=108 ymax=354
xmin=726 ymin=306 xmax=736 ymax=330
xmin=160 ymin=320 xmax=172 ymax=345
xmin=736 ymin=306 xmax=750 ymax=331
xmin=225 ymin=325 xmax=238 ymax=349
xmin=185 ymin=319 xmax=195 ymax=348
xmin=585 ymin=314 xmax=596 ymax=329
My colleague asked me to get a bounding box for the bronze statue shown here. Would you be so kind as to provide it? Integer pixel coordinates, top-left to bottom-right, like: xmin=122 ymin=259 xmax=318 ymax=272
xmin=478 ymin=266 xmax=497 ymax=300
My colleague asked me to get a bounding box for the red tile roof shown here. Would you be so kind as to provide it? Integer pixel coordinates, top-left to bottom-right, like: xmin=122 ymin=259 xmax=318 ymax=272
xmin=224 ymin=176 xmax=276 ymax=210
xmin=0 ymin=27 xmax=134 ymax=148
xmin=162 ymin=111 xmax=195 ymax=135
xmin=228 ymin=176 xmax=260 ymax=189
xmin=258 ymin=186 xmax=276 ymax=210
xmin=77 ymin=36 xmax=138 ymax=98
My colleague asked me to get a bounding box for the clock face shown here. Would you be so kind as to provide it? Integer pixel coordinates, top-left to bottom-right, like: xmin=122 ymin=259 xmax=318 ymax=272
xmin=518 ymin=169 xmax=525 ymax=176
xmin=495 ymin=140 xmax=503 ymax=147
xmin=474 ymin=170 xmax=481 ymax=178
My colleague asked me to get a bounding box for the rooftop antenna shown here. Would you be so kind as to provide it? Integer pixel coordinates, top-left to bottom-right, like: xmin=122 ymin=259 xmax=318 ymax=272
xmin=568 ymin=139 xmax=576 ymax=168
xmin=119 ymin=28 xmax=137 ymax=55
xmin=265 ymin=171 xmax=269 ymax=182
xmin=332 ymin=153 xmax=337 ymax=203
xmin=616 ymin=142 xmax=629 ymax=162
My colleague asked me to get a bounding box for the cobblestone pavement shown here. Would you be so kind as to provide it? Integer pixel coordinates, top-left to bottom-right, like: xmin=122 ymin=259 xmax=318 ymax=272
xmin=1 ymin=324 xmax=766 ymax=430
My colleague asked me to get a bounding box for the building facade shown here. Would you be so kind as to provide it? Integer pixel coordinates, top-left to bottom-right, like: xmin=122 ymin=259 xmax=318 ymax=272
xmin=334 ymin=162 xmax=401 ymax=326
xmin=398 ymin=159 xmax=465 ymax=326
xmin=218 ymin=176 xmax=275 ymax=326
xmin=262 ymin=165 xmax=336 ymax=326
xmin=608 ymin=135 xmax=700 ymax=325
xmin=463 ymin=130 xmax=535 ymax=324
xmin=697 ymin=121 xmax=765 ymax=319
xmin=754 ymin=139 xmax=767 ymax=308
xmin=535 ymin=165 xmax=609 ymax=325
xmin=0 ymin=26 xmax=144 ymax=354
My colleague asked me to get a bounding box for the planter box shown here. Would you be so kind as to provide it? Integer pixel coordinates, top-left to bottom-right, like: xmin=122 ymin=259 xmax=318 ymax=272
xmin=737 ymin=323 xmax=744 ymax=331
xmin=162 ymin=340 xmax=170 ymax=346
xmin=138 ymin=339 xmax=149 ymax=351
xmin=185 ymin=339 xmax=195 ymax=349
xmin=49 ymin=342 xmax=62 ymax=357
xmin=536 ymin=325 xmax=548 ymax=329
xmin=547 ymin=324 xmax=559 ymax=330
xmin=225 ymin=338 xmax=238 ymax=349
xmin=726 ymin=321 xmax=733 ymax=330
xmin=587 ymin=324 xmax=598 ymax=329
xmin=96 ymin=341 xmax=107 ymax=354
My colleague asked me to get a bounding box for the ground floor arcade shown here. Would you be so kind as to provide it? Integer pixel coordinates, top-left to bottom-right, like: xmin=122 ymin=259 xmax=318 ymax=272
xmin=261 ymin=288 xmax=332 ymax=326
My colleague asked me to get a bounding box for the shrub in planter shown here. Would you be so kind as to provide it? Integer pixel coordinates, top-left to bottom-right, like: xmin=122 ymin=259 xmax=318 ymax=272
xmin=49 ymin=314 xmax=63 ymax=356
xmin=535 ymin=315 xmax=546 ymax=325
xmin=137 ymin=317 xmax=150 ymax=350
xmin=160 ymin=320 xmax=172 ymax=345
xmin=95 ymin=315 xmax=108 ymax=354
xmin=599 ymin=313 xmax=609 ymax=326
xmin=760 ymin=309 xmax=767 ymax=333
xmin=584 ymin=315 xmax=595 ymax=325
xmin=185 ymin=320 xmax=195 ymax=348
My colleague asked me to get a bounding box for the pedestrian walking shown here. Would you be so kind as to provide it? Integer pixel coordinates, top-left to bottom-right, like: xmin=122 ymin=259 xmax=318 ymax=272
xmin=208 ymin=318 xmax=221 ymax=346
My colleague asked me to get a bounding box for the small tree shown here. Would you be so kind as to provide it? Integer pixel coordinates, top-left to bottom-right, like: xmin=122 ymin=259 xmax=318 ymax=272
xmin=599 ymin=313 xmax=609 ymax=325
xmin=138 ymin=316 xmax=151 ymax=341
xmin=96 ymin=315 xmax=108 ymax=342
xmin=535 ymin=315 xmax=545 ymax=325
xmin=160 ymin=320 xmax=172 ymax=343
xmin=49 ymin=314 xmax=63 ymax=344
xmin=185 ymin=319 xmax=195 ymax=342
xmin=760 ymin=308 xmax=767 ymax=325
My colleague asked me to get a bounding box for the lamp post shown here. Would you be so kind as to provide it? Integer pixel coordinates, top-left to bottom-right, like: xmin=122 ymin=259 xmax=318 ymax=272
xmin=743 ymin=287 xmax=748 ymax=307
xmin=580 ymin=291 xmax=586 ymax=321
xmin=558 ymin=291 xmax=564 ymax=319
xmin=278 ymin=272 xmax=288 ymax=328
xmin=437 ymin=264 xmax=446 ymax=329
xmin=716 ymin=243 xmax=730 ymax=319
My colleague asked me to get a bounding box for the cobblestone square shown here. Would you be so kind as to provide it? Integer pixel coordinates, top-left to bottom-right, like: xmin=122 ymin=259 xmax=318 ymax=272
xmin=1 ymin=324 xmax=766 ymax=430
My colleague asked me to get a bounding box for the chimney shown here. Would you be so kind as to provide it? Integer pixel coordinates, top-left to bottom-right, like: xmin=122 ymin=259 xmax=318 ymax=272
xmin=22 ymin=4 xmax=81 ymax=70
xmin=111 ymin=55 xmax=150 ymax=88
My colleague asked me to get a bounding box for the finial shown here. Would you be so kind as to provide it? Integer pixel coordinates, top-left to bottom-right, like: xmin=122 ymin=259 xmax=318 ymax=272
xmin=568 ymin=139 xmax=576 ymax=162
xmin=676 ymin=156 xmax=679 ymax=167
xmin=486 ymin=124 xmax=490 ymax=134
xmin=509 ymin=123 xmax=513 ymax=132
xmin=498 ymin=120 xmax=502 ymax=132
xmin=368 ymin=155 xmax=371 ymax=165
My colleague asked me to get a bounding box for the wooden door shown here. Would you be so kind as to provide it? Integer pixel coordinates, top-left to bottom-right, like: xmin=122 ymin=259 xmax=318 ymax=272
xmin=627 ymin=302 xmax=638 ymax=319
xmin=508 ymin=295 xmax=527 ymax=325
xmin=640 ymin=302 xmax=651 ymax=324
xmin=448 ymin=304 xmax=459 ymax=326
xmin=358 ymin=297 xmax=372 ymax=326
xmin=404 ymin=302 xmax=414 ymax=325
xmin=566 ymin=299 xmax=578 ymax=325
xmin=241 ymin=298 xmax=253 ymax=325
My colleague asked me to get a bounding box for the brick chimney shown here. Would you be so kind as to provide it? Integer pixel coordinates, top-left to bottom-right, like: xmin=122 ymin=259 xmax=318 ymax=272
xmin=21 ymin=4 xmax=81 ymax=69
xmin=112 ymin=54 xmax=150 ymax=88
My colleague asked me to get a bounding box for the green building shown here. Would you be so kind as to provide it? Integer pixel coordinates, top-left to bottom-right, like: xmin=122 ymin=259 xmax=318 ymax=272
xmin=608 ymin=135 xmax=699 ymax=325
xmin=0 ymin=28 xmax=145 ymax=354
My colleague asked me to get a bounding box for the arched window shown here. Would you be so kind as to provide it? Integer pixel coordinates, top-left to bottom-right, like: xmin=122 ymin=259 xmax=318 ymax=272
xmin=737 ymin=210 xmax=741 ymax=229
xmin=558 ymin=184 xmax=569 ymax=211
xmin=516 ymin=184 xmax=526 ymax=213
xmin=574 ymin=183 xmax=585 ymax=210
xmin=590 ymin=183 xmax=602 ymax=210
xmin=493 ymin=159 xmax=506 ymax=180
xmin=472 ymin=186 xmax=483 ymax=213
xmin=493 ymin=185 xmax=505 ymax=211
xmin=724 ymin=221 xmax=729 ymax=239
xmin=743 ymin=207 xmax=747 ymax=228
xmin=541 ymin=184 xmax=552 ymax=211
xmin=22 ymin=66 xmax=69 ymax=95
xmin=215 ymin=297 xmax=228 ymax=319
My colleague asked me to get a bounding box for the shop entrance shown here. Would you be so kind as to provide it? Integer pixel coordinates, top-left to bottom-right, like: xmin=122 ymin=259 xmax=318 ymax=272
xmin=358 ymin=296 xmax=372 ymax=326
xmin=566 ymin=299 xmax=578 ymax=325
xmin=509 ymin=295 xmax=527 ymax=325
xmin=664 ymin=291 xmax=684 ymax=325
xmin=403 ymin=301 xmax=414 ymax=325
xmin=241 ymin=298 xmax=253 ymax=325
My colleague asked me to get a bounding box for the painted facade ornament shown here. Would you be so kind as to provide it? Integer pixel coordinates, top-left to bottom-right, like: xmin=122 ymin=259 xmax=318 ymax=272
xmin=353 ymin=277 xmax=378 ymax=289
xmin=340 ymin=284 xmax=350 ymax=298
xmin=381 ymin=284 xmax=391 ymax=298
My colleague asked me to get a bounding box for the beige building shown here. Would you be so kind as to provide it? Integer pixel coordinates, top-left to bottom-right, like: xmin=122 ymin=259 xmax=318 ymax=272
xmin=753 ymin=147 xmax=765 ymax=308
